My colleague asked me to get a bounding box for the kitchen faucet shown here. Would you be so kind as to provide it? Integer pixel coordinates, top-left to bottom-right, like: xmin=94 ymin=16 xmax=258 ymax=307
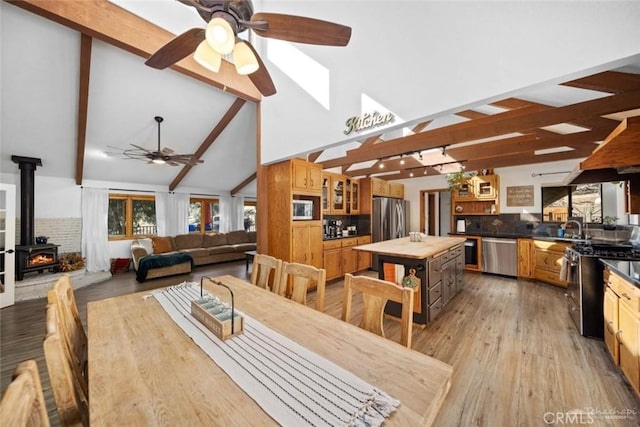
xmin=562 ymin=220 xmax=582 ymax=239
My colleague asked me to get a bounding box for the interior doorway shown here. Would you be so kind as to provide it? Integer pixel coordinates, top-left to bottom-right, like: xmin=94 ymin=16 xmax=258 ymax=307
xmin=420 ymin=188 xmax=450 ymax=236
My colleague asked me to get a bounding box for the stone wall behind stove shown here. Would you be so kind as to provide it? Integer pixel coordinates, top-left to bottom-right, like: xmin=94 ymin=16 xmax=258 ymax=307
xmin=15 ymin=218 xmax=82 ymax=253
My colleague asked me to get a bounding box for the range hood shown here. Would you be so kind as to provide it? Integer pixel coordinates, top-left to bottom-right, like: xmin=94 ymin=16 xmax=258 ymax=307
xmin=565 ymin=116 xmax=640 ymax=184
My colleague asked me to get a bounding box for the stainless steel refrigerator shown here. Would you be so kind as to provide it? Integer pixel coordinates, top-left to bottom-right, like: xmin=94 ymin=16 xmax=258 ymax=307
xmin=372 ymin=197 xmax=410 ymax=270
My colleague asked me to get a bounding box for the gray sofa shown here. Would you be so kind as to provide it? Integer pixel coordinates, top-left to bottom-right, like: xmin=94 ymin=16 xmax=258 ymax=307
xmin=131 ymin=230 xmax=256 ymax=281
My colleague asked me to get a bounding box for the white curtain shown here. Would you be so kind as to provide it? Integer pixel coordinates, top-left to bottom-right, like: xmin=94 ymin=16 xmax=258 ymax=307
xmin=81 ymin=187 xmax=111 ymax=272
xmin=169 ymin=192 xmax=190 ymax=235
xmin=156 ymin=191 xmax=190 ymax=236
xmin=218 ymin=194 xmax=232 ymax=233
xmin=231 ymin=195 xmax=245 ymax=231
xmin=155 ymin=191 xmax=169 ymax=236
xmin=219 ymin=194 xmax=245 ymax=232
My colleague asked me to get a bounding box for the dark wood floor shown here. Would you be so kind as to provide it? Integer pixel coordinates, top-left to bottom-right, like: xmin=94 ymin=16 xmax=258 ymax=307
xmin=2 ymin=262 xmax=639 ymax=426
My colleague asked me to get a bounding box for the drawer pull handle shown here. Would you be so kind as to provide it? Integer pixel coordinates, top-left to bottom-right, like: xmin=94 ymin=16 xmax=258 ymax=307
xmin=622 ymin=293 xmax=631 ymax=300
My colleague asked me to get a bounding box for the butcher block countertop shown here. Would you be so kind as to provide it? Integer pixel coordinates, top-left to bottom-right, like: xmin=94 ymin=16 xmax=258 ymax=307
xmin=354 ymin=236 xmax=466 ymax=259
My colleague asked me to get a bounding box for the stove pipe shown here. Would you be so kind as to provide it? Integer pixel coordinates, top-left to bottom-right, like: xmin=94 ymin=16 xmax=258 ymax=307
xmin=11 ymin=156 xmax=42 ymax=246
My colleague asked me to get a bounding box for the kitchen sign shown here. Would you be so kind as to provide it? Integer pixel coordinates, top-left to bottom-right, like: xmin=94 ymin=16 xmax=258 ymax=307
xmin=506 ymin=185 xmax=535 ymax=207
xmin=344 ymin=111 xmax=395 ymax=135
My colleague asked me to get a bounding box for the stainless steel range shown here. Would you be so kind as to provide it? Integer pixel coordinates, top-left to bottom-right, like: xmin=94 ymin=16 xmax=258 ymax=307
xmin=565 ymin=242 xmax=640 ymax=339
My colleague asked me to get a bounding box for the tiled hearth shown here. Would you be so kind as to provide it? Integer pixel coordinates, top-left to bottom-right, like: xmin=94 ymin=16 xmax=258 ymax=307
xmin=15 ymin=268 xmax=111 ymax=302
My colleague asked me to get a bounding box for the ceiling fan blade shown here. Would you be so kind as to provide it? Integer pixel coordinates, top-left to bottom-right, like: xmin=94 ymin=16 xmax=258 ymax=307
xmin=130 ymin=144 xmax=152 ymax=152
xmin=145 ymin=28 xmax=205 ymax=69
xmin=248 ymin=13 xmax=351 ymax=46
xmin=162 ymin=147 xmax=175 ymax=155
xmin=238 ymin=41 xmax=276 ymax=96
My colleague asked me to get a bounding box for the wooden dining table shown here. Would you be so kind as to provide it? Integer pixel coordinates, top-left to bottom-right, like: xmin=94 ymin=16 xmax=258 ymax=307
xmin=87 ymin=275 xmax=453 ymax=426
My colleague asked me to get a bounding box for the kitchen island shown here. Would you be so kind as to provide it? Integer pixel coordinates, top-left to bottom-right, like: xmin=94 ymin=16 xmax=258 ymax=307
xmin=354 ymin=236 xmax=466 ymax=324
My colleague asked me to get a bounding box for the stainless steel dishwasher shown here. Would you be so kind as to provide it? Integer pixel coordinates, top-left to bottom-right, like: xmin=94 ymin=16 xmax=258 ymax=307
xmin=482 ymin=237 xmax=517 ymax=277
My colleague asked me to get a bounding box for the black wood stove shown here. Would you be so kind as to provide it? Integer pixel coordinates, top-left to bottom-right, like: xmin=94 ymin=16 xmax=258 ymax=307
xmin=11 ymin=156 xmax=59 ymax=281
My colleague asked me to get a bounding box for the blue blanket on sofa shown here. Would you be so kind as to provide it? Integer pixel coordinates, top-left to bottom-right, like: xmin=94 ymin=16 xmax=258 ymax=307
xmin=136 ymin=253 xmax=194 ymax=283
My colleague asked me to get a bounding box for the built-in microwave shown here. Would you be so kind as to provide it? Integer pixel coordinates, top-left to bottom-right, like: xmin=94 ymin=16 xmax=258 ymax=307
xmin=292 ymin=200 xmax=314 ymax=220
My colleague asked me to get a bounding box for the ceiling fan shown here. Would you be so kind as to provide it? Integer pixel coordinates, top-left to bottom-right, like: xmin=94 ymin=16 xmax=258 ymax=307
xmin=145 ymin=0 xmax=352 ymax=97
xmin=112 ymin=116 xmax=204 ymax=166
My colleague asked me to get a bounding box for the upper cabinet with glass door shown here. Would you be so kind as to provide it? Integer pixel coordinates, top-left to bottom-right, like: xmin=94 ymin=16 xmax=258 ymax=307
xmin=331 ymin=175 xmax=346 ymax=214
xmin=475 ymin=175 xmax=498 ymax=199
xmin=350 ymin=179 xmax=359 ymax=214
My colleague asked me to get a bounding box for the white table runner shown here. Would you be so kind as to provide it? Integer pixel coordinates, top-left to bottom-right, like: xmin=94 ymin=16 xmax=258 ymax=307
xmin=152 ymin=282 xmax=400 ymax=427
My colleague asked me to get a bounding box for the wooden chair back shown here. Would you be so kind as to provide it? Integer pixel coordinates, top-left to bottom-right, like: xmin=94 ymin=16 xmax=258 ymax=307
xmin=250 ymin=254 xmax=283 ymax=292
xmin=341 ymin=273 xmax=415 ymax=348
xmin=47 ymin=275 xmax=87 ymax=378
xmin=0 ymin=359 xmax=50 ymax=427
xmin=279 ymin=262 xmax=327 ymax=311
xmin=43 ymin=304 xmax=89 ymax=427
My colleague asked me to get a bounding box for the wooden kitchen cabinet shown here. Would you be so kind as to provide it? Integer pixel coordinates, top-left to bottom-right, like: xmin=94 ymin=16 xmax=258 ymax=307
xmin=356 ymin=235 xmax=372 ymax=270
xmin=292 ymin=222 xmax=323 ymax=269
xmin=321 ymin=173 xmax=352 ymax=215
xmin=292 ymin=158 xmax=322 ymax=194
xmin=389 ymin=182 xmax=405 ymax=199
xmin=322 ymin=240 xmax=343 ymax=281
xmin=475 ymin=175 xmax=498 ymax=199
xmin=619 ymin=300 xmax=640 ymax=394
xmin=533 ymin=240 xmax=570 ymax=288
xmin=451 ymin=175 xmax=499 ymax=216
xmin=322 ymin=236 xmax=363 ymax=281
xmin=267 ymin=159 xmax=323 ymax=276
xmin=346 ymin=179 xmax=360 ymax=214
xmin=604 ymin=286 xmax=620 ymax=365
xmin=517 ymin=238 xmax=534 ymax=279
xmin=603 ymin=268 xmax=640 ymax=396
xmin=371 ymin=177 xmax=390 ymax=197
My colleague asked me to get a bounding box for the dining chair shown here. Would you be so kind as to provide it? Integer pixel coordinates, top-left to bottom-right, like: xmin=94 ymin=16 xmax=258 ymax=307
xmin=47 ymin=275 xmax=87 ymax=379
xmin=278 ymin=262 xmax=327 ymax=311
xmin=43 ymin=304 xmax=89 ymax=427
xmin=250 ymin=253 xmax=283 ymax=292
xmin=341 ymin=273 xmax=415 ymax=348
xmin=0 ymin=359 xmax=50 ymax=427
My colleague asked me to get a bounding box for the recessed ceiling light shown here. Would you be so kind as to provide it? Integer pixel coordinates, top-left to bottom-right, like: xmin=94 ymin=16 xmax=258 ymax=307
xmin=534 ymin=146 xmax=574 ymax=155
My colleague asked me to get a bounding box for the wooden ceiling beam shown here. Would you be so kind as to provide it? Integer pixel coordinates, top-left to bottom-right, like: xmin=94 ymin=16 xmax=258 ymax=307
xmin=345 ymin=129 xmax=606 ymax=177
xmin=230 ymin=172 xmax=257 ymax=196
xmin=384 ymin=146 xmax=595 ymax=180
xmin=410 ymin=121 xmax=432 ymax=133
xmin=456 ymin=110 xmax=487 ymax=120
xmin=75 ymin=34 xmax=91 ymax=186
xmin=7 ymin=0 xmax=261 ymax=102
xmin=332 ymin=90 xmax=640 ymax=167
xmin=169 ymin=98 xmax=247 ymax=191
xmin=562 ymin=71 xmax=640 ymax=94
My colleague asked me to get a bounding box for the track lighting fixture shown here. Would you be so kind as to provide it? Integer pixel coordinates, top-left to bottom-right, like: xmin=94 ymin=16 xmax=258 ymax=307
xmin=418 ymin=151 xmax=423 ymax=161
xmin=400 ymin=154 xmax=405 ymax=165
xmin=423 ymin=167 xmax=427 ymax=175
xmin=379 ymin=160 xmax=384 ymax=169
xmin=409 ymin=169 xmax=414 ymax=177
xmin=441 ymin=146 xmax=447 ymax=156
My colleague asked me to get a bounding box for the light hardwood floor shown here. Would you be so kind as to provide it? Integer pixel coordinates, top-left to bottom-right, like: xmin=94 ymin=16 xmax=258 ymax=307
xmin=2 ymin=262 xmax=639 ymax=426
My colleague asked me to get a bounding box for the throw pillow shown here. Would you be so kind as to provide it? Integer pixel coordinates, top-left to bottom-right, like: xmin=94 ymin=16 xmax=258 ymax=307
xmin=138 ymin=238 xmax=154 ymax=255
xmin=152 ymin=236 xmax=174 ymax=254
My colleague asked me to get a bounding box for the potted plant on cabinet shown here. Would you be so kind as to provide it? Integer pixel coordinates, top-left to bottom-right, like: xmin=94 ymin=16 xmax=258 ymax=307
xmin=603 ymin=216 xmax=618 ymax=230
xmin=446 ymin=171 xmax=475 ymax=191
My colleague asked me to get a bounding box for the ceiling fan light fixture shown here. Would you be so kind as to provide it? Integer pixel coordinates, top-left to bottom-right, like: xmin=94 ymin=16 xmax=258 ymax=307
xmin=206 ymin=17 xmax=235 ymax=55
xmin=152 ymin=158 xmax=166 ymax=165
xmin=194 ymin=41 xmax=222 ymax=73
xmin=233 ymin=42 xmax=259 ymax=75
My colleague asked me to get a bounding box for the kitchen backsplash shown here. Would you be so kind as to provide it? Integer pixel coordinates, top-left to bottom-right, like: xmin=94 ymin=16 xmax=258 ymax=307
xmin=459 ymin=213 xmax=634 ymax=241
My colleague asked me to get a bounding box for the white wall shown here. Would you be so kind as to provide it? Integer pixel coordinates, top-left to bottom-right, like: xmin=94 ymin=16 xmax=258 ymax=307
xmin=257 ymin=1 xmax=640 ymax=164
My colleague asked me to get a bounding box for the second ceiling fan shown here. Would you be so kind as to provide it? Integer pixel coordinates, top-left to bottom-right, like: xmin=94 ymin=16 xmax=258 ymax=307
xmin=145 ymin=0 xmax=352 ymax=97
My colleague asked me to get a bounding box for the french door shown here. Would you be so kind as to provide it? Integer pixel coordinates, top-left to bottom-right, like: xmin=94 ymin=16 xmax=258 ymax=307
xmin=0 ymin=183 xmax=16 ymax=308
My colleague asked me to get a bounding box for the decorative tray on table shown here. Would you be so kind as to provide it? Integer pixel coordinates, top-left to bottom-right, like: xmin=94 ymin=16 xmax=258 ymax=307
xmin=191 ymin=278 xmax=244 ymax=340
